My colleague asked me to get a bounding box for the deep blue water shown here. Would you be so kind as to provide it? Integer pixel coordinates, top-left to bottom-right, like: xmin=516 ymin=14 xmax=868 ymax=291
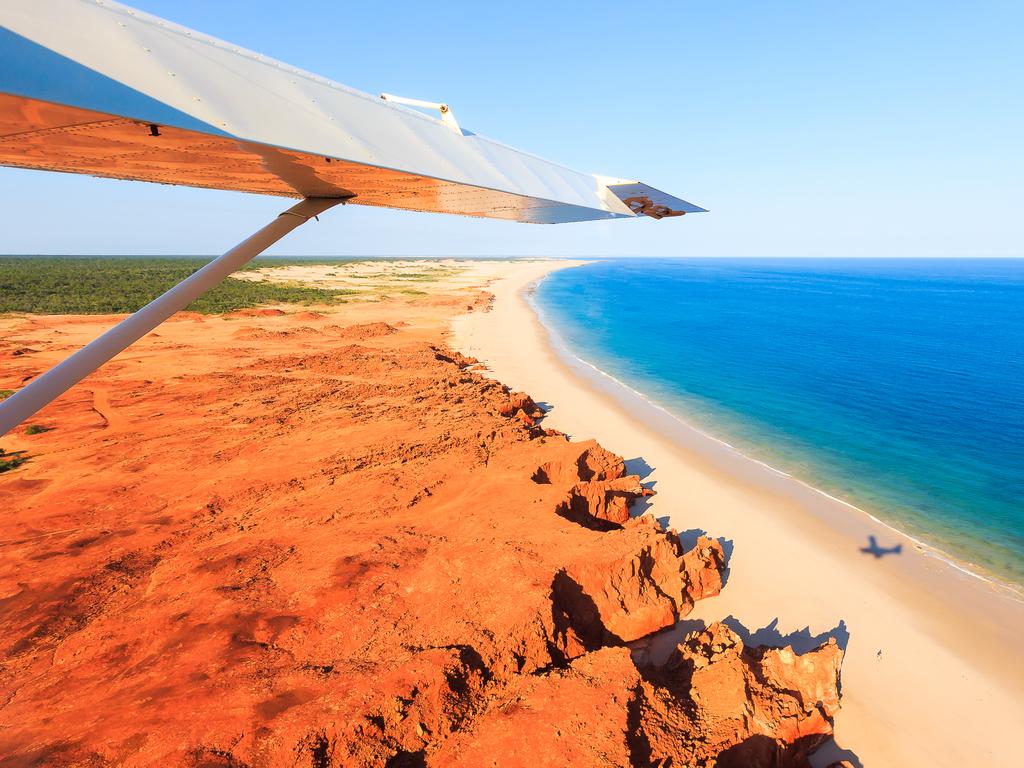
xmin=535 ymin=258 xmax=1024 ymax=584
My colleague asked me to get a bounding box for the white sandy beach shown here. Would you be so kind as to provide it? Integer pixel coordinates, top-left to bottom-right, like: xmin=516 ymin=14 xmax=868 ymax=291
xmin=451 ymin=259 xmax=1024 ymax=768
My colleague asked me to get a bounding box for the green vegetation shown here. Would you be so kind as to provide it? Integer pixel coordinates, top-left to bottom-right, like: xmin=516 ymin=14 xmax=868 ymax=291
xmin=24 ymin=424 xmax=51 ymax=435
xmin=0 ymin=257 xmax=360 ymax=315
xmin=0 ymin=448 xmax=29 ymax=473
xmin=0 ymin=389 xmax=13 ymax=400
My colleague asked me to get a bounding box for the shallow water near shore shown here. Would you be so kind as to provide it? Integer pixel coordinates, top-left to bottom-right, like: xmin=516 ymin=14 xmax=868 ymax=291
xmin=535 ymin=258 xmax=1024 ymax=586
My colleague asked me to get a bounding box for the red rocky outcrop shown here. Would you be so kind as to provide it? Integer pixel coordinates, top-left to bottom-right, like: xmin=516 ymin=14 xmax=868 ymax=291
xmin=432 ymin=625 xmax=843 ymax=768
xmin=534 ymin=441 xmax=654 ymax=528
xmin=553 ymin=517 xmax=726 ymax=651
xmin=499 ymin=391 xmax=544 ymax=425
xmin=635 ymin=622 xmax=845 ymax=767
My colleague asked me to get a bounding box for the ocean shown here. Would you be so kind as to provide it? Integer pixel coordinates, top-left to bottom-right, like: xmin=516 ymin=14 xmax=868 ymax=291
xmin=534 ymin=258 xmax=1024 ymax=586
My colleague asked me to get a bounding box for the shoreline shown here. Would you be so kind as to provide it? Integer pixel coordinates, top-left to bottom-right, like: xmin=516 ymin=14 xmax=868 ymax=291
xmin=525 ymin=279 xmax=1023 ymax=599
xmin=451 ymin=259 xmax=1024 ymax=768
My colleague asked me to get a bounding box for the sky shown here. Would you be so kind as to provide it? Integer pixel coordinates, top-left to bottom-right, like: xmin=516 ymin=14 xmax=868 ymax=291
xmin=2 ymin=0 xmax=1022 ymax=257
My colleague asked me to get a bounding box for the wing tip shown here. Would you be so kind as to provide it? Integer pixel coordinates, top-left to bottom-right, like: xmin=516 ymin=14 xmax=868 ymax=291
xmin=606 ymin=181 xmax=706 ymax=219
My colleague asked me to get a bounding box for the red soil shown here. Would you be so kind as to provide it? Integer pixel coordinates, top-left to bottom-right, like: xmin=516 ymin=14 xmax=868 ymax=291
xmin=0 ymin=298 xmax=842 ymax=767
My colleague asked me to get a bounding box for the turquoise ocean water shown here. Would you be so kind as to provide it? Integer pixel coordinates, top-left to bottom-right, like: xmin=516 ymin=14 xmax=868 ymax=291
xmin=534 ymin=258 xmax=1024 ymax=586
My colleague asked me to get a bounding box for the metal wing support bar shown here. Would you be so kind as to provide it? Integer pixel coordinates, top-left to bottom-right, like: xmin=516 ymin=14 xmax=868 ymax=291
xmin=0 ymin=197 xmax=348 ymax=436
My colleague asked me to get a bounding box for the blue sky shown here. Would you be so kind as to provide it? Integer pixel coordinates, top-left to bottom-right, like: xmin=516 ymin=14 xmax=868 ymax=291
xmin=3 ymin=0 xmax=1022 ymax=257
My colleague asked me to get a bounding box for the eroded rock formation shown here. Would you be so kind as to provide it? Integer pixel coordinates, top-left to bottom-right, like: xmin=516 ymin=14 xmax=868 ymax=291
xmin=535 ymin=441 xmax=654 ymax=529
xmin=637 ymin=622 xmax=844 ymax=767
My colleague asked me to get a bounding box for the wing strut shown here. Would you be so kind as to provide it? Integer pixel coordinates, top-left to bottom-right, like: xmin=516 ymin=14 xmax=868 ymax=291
xmin=0 ymin=196 xmax=348 ymax=436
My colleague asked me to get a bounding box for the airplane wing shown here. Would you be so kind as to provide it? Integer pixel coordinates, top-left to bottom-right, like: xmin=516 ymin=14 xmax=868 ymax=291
xmin=0 ymin=0 xmax=704 ymax=224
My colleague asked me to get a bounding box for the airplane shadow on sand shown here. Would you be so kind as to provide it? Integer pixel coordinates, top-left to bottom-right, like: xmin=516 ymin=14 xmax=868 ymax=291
xmin=859 ymin=535 xmax=902 ymax=559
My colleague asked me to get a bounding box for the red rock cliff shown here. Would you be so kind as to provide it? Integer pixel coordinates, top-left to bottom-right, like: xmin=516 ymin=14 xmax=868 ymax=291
xmin=0 ymin=308 xmax=843 ymax=767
